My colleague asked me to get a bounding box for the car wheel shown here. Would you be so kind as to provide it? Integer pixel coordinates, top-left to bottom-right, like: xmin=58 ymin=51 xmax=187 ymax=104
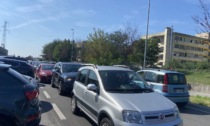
xmin=177 ymin=102 xmax=188 ymax=107
xmin=71 ymin=95 xmax=79 ymax=114
xmin=0 ymin=116 xmax=13 ymax=126
xmin=100 ymin=118 xmax=113 ymax=126
xmin=51 ymin=78 xmax=55 ymax=88
xmin=58 ymin=81 xmax=65 ymax=95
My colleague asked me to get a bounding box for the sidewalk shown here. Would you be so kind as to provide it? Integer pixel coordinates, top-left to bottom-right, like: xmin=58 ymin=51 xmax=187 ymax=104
xmin=190 ymin=91 xmax=210 ymax=97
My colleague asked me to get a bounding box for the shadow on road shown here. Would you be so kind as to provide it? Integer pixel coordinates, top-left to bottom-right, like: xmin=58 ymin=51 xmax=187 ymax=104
xmin=74 ymin=111 xmax=97 ymax=126
xmin=179 ymin=103 xmax=210 ymax=115
xmin=40 ymin=101 xmax=53 ymax=114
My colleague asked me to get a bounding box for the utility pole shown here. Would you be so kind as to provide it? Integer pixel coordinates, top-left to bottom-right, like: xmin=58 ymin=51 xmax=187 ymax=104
xmin=143 ymin=0 xmax=151 ymax=69
xmin=71 ymin=29 xmax=74 ymax=62
xmin=1 ymin=20 xmax=9 ymax=49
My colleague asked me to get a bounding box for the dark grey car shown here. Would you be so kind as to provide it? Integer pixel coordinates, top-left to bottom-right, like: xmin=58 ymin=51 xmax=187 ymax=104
xmin=51 ymin=62 xmax=82 ymax=95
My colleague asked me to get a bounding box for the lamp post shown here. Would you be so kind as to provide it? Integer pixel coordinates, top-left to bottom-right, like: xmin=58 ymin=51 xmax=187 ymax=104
xmin=143 ymin=0 xmax=151 ymax=69
xmin=71 ymin=28 xmax=74 ymax=62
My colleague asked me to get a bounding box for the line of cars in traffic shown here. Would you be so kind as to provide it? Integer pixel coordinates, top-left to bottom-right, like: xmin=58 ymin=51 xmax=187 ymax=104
xmin=0 ymin=56 xmax=189 ymax=126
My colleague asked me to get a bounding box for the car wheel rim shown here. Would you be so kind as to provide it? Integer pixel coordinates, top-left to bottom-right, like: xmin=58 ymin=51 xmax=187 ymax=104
xmin=102 ymin=123 xmax=109 ymax=126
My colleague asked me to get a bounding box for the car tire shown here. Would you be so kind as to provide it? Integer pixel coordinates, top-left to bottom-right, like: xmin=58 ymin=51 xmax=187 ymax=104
xmin=177 ymin=102 xmax=188 ymax=107
xmin=100 ymin=118 xmax=114 ymax=126
xmin=0 ymin=116 xmax=13 ymax=126
xmin=58 ymin=81 xmax=65 ymax=95
xmin=51 ymin=78 xmax=55 ymax=88
xmin=71 ymin=95 xmax=79 ymax=114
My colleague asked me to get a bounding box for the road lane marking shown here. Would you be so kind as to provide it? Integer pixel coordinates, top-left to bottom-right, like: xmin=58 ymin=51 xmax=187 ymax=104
xmin=43 ymin=91 xmax=51 ymax=99
xmin=186 ymin=106 xmax=210 ymax=114
xmin=40 ymin=87 xmax=44 ymax=89
xmin=52 ymin=103 xmax=66 ymax=120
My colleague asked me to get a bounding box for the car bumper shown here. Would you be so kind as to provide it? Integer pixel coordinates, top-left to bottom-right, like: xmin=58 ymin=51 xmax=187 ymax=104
xmin=40 ymin=75 xmax=52 ymax=82
xmin=113 ymin=118 xmax=183 ymax=126
xmin=62 ymin=81 xmax=74 ymax=92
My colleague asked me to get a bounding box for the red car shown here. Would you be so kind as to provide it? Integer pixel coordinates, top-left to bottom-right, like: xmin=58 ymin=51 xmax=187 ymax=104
xmin=35 ymin=64 xmax=54 ymax=83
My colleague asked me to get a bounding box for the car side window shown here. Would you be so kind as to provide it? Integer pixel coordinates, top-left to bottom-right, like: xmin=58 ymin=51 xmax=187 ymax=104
xmin=87 ymin=70 xmax=99 ymax=86
xmin=77 ymin=69 xmax=89 ymax=86
xmin=2 ymin=60 xmax=20 ymax=67
xmin=157 ymin=75 xmax=164 ymax=83
xmin=145 ymin=72 xmax=157 ymax=82
xmin=137 ymin=71 xmax=145 ymax=78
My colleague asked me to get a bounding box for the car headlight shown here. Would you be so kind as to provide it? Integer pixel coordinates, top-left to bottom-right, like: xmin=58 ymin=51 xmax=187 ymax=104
xmin=41 ymin=72 xmax=46 ymax=76
xmin=65 ymin=77 xmax=72 ymax=82
xmin=174 ymin=107 xmax=180 ymax=119
xmin=122 ymin=110 xmax=142 ymax=124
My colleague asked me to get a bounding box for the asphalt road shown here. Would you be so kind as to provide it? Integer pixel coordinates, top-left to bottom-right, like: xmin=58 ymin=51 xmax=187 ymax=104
xmin=38 ymin=83 xmax=210 ymax=126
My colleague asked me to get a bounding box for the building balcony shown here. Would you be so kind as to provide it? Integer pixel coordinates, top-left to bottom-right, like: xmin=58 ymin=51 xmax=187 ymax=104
xmin=174 ymin=41 xmax=209 ymax=49
xmin=173 ymin=48 xmax=209 ymax=56
xmin=173 ymin=56 xmax=203 ymax=62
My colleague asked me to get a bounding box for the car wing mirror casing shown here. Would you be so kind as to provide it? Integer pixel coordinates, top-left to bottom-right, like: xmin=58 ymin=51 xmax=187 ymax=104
xmin=87 ymin=84 xmax=98 ymax=92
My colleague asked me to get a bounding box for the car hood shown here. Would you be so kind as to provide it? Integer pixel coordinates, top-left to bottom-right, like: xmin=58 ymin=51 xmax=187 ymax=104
xmin=108 ymin=92 xmax=176 ymax=114
xmin=62 ymin=72 xmax=78 ymax=77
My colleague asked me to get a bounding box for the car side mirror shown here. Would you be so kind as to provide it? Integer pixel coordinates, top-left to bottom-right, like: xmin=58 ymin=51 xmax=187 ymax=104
xmin=87 ymin=84 xmax=98 ymax=93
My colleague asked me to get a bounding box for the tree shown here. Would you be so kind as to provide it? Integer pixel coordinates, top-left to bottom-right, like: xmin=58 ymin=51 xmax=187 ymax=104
xmin=53 ymin=40 xmax=72 ymax=62
xmin=192 ymin=0 xmax=210 ymax=32
xmin=42 ymin=40 xmax=60 ymax=61
xmin=84 ymin=28 xmax=113 ymax=65
xmin=128 ymin=38 xmax=160 ymax=67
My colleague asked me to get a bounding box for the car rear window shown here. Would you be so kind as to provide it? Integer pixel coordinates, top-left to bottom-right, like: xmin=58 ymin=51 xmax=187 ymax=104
xmin=0 ymin=68 xmax=29 ymax=86
xmin=167 ymin=73 xmax=186 ymax=84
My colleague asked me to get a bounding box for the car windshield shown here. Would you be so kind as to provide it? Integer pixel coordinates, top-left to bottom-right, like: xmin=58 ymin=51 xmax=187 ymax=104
xmin=99 ymin=70 xmax=152 ymax=93
xmin=62 ymin=64 xmax=81 ymax=73
xmin=42 ymin=65 xmax=54 ymax=70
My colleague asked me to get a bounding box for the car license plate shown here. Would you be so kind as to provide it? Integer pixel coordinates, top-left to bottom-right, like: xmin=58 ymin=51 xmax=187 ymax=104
xmin=174 ymin=89 xmax=184 ymax=93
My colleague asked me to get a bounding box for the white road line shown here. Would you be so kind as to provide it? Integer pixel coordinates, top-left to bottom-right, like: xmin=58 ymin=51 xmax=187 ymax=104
xmin=40 ymin=87 xmax=44 ymax=89
xmin=186 ymin=106 xmax=210 ymax=114
xmin=43 ymin=91 xmax=51 ymax=99
xmin=52 ymin=103 xmax=66 ymax=120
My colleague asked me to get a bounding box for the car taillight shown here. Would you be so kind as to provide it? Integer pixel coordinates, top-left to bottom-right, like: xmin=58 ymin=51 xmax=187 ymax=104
xmin=164 ymin=74 xmax=168 ymax=84
xmin=163 ymin=74 xmax=168 ymax=92
xmin=25 ymin=90 xmax=39 ymax=100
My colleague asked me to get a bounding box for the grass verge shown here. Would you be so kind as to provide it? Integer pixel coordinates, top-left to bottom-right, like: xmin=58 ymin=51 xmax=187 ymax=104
xmin=190 ymin=95 xmax=210 ymax=107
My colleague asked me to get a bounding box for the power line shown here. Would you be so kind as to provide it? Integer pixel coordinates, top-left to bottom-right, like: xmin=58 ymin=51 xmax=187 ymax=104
xmin=1 ymin=20 xmax=9 ymax=49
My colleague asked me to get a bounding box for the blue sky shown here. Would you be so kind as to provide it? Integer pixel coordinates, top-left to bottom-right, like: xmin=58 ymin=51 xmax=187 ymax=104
xmin=0 ymin=0 xmax=208 ymax=57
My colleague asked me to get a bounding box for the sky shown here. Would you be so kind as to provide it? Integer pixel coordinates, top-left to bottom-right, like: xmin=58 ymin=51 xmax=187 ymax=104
xmin=0 ymin=0 xmax=209 ymax=57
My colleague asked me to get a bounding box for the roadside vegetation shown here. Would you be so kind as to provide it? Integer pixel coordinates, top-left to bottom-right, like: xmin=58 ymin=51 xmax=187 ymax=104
xmin=190 ymin=95 xmax=210 ymax=107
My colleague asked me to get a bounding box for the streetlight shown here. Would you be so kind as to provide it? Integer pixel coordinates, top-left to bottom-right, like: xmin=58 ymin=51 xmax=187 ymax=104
xmin=71 ymin=29 xmax=74 ymax=62
xmin=143 ymin=0 xmax=151 ymax=69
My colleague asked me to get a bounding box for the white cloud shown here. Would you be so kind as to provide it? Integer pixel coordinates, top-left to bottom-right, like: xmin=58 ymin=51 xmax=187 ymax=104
xmin=12 ymin=16 xmax=58 ymax=29
xmin=75 ymin=21 xmax=94 ymax=28
xmin=71 ymin=9 xmax=96 ymax=17
xmin=16 ymin=4 xmax=44 ymax=13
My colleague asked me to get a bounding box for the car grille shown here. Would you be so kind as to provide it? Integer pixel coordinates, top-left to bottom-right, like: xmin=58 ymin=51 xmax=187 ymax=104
xmin=142 ymin=111 xmax=176 ymax=123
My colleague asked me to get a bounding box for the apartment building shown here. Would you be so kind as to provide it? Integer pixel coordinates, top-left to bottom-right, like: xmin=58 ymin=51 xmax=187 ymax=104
xmin=143 ymin=27 xmax=210 ymax=67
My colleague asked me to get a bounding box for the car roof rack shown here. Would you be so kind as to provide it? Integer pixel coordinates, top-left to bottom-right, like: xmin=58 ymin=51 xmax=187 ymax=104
xmin=82 ymin=63 xmax=97 ymax=69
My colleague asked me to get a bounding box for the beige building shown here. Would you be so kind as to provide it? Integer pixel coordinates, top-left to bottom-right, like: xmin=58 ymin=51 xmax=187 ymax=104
xmin=143 ymin=27 xmax=210 ymax=67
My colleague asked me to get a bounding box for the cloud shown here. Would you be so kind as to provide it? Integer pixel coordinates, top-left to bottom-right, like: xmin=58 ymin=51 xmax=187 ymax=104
xmin=124 ymin=10 xmax=139 ymax=20
xmin=75 ymin=21 xmax=94 ymax=28
xmin=16 ymin=4 xmax=44 ymax=13
xmin=71 ymin=9 xmax=96 ymax=17
xmin=12 ymin=16 xmax=58 ymax=29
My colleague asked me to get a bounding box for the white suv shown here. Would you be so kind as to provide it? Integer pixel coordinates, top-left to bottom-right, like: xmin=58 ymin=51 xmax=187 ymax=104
xmin=71 ymin=65 xmax=183 ymax=126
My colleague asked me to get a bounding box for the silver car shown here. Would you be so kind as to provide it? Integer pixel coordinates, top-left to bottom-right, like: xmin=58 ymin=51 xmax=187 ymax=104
xmin=71 ymin=66 xmax=183 ymax=126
